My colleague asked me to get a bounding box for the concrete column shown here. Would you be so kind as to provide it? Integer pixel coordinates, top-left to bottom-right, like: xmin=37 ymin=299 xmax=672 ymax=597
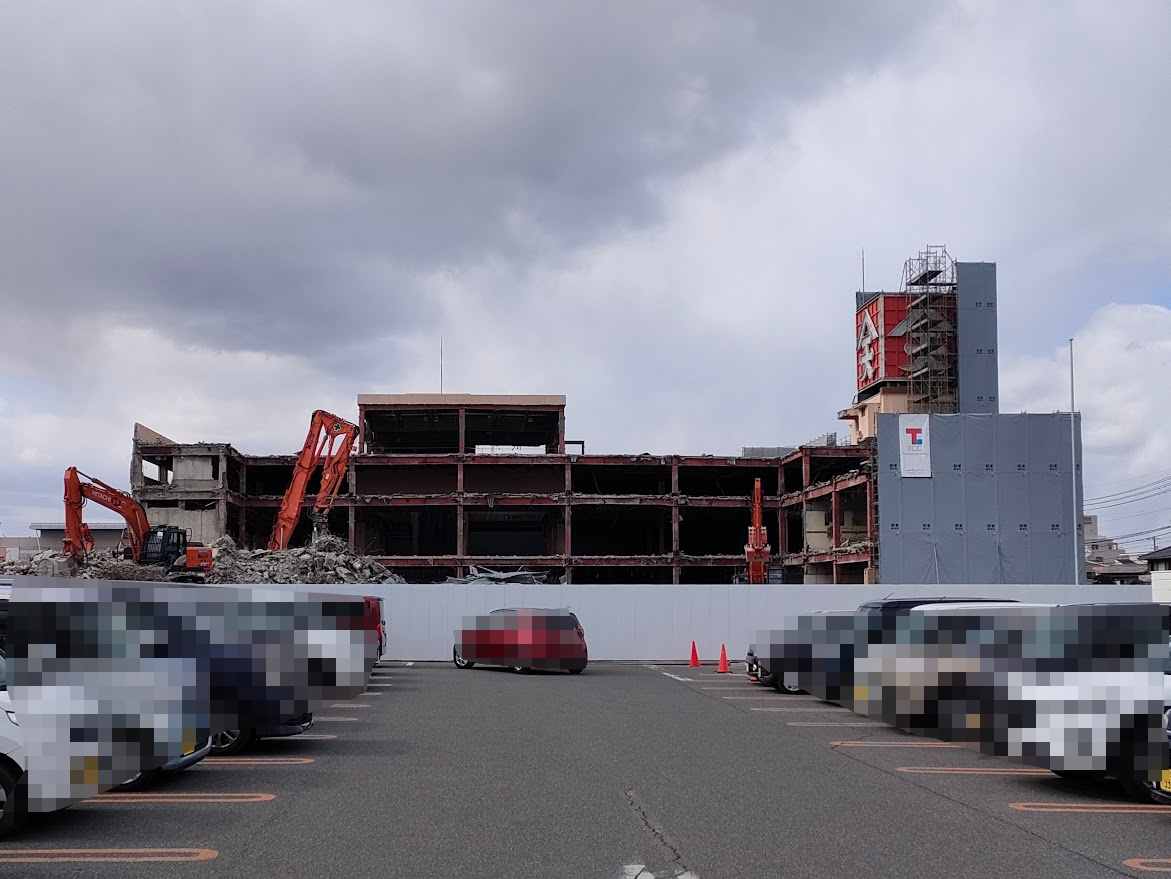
xmin=865 ymin=477 xmax=874 ymax=541
xmin=456 ymin=502 xmax=466 ymax=560
xmin=458 ymin=408 xmax=466 ymax=455
xmin=801 ymin=451 xmax=811 ymax=488
xmin=672 ymin=564 xmax=681 ymax=585
xmin=564 ymin=504 xmax=572 ymax=557
xmin=832 ymin=488 xmax=842 ymax=549
xmin=348 ymin=506 xmax=355 ymax=550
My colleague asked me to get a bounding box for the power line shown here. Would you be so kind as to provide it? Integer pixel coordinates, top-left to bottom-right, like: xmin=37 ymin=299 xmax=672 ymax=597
xmin=1085 ymin=466 xmax=1171 ymax=491
xmin=1106 ymin=523 xmax=1171 ymax=543
xmin=1085 ymin=482 xmax=1171 ymax=510
xmin=1085 ymin=474 xmax=1171 ymax=505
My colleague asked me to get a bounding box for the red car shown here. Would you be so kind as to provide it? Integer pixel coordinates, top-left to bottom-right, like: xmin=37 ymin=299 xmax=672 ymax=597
xmin=453 ymin=607 xmax=587 ymax=674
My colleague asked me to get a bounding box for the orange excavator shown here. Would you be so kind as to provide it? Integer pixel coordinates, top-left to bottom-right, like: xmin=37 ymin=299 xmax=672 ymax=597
xmin=63 ymin=466 xmax=214 ymax=582
xmin=744 ymin=477 xmax=771 ymax=584
xmin=268 ymin=409 xmax=358 ymax=551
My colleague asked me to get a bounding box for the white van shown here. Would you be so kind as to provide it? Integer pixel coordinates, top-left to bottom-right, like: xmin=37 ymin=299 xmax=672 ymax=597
xmin=0 ymin=647 xmax=26 ymax=836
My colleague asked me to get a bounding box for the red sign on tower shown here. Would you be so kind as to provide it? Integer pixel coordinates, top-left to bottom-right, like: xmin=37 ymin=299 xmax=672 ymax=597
xmin=856 ymin=294 xmax=911 ymax=391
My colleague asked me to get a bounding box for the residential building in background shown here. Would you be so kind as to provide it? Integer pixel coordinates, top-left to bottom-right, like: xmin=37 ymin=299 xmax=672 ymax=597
xmin=1142 ymin=547 xmax=1171 ymax=600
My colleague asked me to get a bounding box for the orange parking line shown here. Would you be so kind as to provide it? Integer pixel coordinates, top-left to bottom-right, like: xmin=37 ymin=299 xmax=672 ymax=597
xmin=203 ymin=757 xmax=314 ymax=765
xmin=0 ymin=849 xmax=218 ymax=862
xmin=1011 ymin=803 xmax=1171 ymax=814
xmin=91 ymin=792 xmax=275 ymax=804
xmin=898 ymin=766 xmax=1051 ymax=775
xmin=832 ymin=741 xmax=963 ymax=748
xmin=1124 ymin=859 xmax=1171 ymax=872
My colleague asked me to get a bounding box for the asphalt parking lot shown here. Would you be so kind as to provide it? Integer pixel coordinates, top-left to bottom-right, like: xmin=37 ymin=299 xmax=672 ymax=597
xmin=0 ymin=662 xmax=1168 ymax=879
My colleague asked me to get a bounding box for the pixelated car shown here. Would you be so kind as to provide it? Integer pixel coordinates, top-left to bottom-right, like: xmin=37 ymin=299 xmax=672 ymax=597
xmin=112 ymin=735 xmax=213 ymax=791
xmin=0 ymin=647 xmax=26 ymax=836
xmin=453 ymin=607 xmax=587 ymax=674
xmin=210 ymin=714 xmax=314 ymax=756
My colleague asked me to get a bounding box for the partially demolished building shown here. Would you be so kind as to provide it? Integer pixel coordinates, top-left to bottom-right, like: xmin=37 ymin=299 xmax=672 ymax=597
xmin=131 ymin=394 xmax=875 ymax=584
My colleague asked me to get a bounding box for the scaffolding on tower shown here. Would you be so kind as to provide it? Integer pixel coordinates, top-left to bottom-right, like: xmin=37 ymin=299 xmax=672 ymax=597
xmin=903 ymin=245 xmax=958 ymax=414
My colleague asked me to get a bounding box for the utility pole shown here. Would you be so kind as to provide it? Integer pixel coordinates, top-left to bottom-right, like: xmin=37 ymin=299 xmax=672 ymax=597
xmin=1069 ymin=339 xmax=1079 ymax=585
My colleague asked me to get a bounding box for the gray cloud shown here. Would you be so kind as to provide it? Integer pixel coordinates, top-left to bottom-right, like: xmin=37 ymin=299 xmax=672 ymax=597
xmin=0 ymin=0 xmax=935 ymax=368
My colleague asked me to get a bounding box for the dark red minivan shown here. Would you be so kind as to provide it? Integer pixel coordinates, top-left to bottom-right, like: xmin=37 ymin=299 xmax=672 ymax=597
xmin=453 ymin=607 xmax=587 ymax=674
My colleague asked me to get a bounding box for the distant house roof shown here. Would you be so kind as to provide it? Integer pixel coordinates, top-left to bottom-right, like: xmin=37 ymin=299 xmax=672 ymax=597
xmin=1141 ymin=547 xmax=1171 ymax=562
xmin=29 ymin=522 xmax=127 ymax=532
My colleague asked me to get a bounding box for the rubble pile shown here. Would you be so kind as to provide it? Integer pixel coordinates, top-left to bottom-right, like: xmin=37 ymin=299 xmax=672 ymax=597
xmin=206 ymin=535 xmax=405 ymax=585
xmin=444 ymin=567 xmax=553 ymax=585
xmin=0 ymin=550 xmax=166 ymax=580
xmin=0 ymin=536 xmax=404 ymax=585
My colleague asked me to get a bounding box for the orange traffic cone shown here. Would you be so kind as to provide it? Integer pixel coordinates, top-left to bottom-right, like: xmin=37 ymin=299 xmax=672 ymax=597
xmin=689 ymin=640 xmax=701 ymax=667
xmin=716 ymin=644 xmax=730 ymax=674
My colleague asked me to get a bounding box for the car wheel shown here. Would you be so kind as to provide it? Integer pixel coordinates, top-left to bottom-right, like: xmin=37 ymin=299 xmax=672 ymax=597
xmin=210 ymin=728 xmax=255 ymax=756
xmin=112 ymin=767 xmax=162 ymax=792
xmin=1118 ymin=775 xmax=1154 ymax=802
xmin=453 ymin=647 xmax=474 ymax=669
xmin=0 ymin=763 xmax=26 ymax=838
xmin=772 ymin=675 xmax=804 ymax=695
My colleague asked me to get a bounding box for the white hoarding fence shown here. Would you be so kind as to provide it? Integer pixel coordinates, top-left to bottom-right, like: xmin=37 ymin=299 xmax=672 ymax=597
xmin=263 ymin=582 xmax=1155 ymax=662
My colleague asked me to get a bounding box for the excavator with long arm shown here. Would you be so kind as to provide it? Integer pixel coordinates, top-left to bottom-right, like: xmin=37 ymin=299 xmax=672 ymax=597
xmin=744 ymin=477 xmax=771 ymax=584
xmin=63 ymin=466 xmax=213 ymax=582
xmin=268 ymin=410 xmax=359 ymax=551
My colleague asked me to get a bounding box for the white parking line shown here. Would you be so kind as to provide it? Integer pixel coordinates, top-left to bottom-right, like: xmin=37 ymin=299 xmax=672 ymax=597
xmin=787 ymin=722 xmax=886 ymax=727
xmin=722 ymin=696 xmax=815 ymax=700
xmin=275 ymin=734 xmax=337 ymax=740
xmin=366 ymin=683 xmax=393 ymax=687
xmin=405 ymin=661 xmax=414 ymax=666
xmin=329 ymin=703 xmax=369 ymax=708
xmin=312 ymin=717 xmax=360 ymax=722
xmin=662 ymin=672 xmax=693 ymax=682
xmin=699 ymin=686 xmax=752 ymax=689
xmin=750 ymin=707 xmax=854 ymax=712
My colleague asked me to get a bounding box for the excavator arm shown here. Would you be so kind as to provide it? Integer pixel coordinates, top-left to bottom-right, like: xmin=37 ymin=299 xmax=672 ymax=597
xmin=63 ymin=466 xmax=151 ymax=563
xmin=745 ymin=477 xmax=771 ymax=584
xmin=268 ymin=410 xmax=358 ymax=551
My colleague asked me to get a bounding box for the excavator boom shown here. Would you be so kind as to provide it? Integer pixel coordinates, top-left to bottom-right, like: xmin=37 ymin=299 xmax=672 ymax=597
xmin=63 ymin=466 xmax=151 ymax=563
xmin=745 ymin=477 xmax=771 ymax=584
xmin=268 ymin=409 xmax=359 ymax=551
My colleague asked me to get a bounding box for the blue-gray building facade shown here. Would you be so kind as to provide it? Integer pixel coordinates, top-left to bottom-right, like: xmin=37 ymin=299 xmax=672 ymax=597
xmin=876 ymin=412 xmax=1084 ymax=584
xmin=955 ymin=261 xmax=1000 ymax=414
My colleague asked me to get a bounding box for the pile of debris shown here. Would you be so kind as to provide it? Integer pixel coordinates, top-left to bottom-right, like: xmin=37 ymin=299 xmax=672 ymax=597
xmin=0 ymin=550 xmax=166 ymax=581
xmin=0 ymin=536 xmax=405 ymax=585
xmin=444 ymin=567 xmax=554 ymax=585
xmin=206 ymin=535 xmax=405 ymax=585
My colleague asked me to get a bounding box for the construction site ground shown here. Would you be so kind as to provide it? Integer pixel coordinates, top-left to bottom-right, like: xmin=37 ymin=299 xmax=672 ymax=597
xmin=0 ymin=664 xmax=1162 ymax=878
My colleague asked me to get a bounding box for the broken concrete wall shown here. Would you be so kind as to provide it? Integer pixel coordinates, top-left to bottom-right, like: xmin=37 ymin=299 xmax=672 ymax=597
xmin=804 ymin=508 xmax=832 ymax=552
xmin=139 ymin=501 xmax=225 ymax=544
xmin=840 ymin=509 xmax=868 ymax=543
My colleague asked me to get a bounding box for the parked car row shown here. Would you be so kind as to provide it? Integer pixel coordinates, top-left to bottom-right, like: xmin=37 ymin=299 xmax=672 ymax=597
xmin=0 ymin=580 xmax=388 ymax=835
xmin=746 ymin=595 xmax=1171 ymax=806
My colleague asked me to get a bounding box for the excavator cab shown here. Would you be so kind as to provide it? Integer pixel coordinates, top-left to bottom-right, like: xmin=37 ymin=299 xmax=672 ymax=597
xmin=140 ymin=526 xmax=213 ymax=582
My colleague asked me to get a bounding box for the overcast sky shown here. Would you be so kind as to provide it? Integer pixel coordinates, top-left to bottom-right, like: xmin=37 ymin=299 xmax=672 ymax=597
xmin=1 ymin=0 xmax=1168 ymax=553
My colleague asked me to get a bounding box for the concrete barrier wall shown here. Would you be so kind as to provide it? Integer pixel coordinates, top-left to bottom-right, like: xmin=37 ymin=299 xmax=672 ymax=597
xmin=255 ymin=582 xmax=1156 ymax=662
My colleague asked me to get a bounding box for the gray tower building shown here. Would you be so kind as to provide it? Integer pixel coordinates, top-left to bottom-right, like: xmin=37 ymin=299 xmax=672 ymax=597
xmin=905 ymin=247 xmax=1000 ymax=415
